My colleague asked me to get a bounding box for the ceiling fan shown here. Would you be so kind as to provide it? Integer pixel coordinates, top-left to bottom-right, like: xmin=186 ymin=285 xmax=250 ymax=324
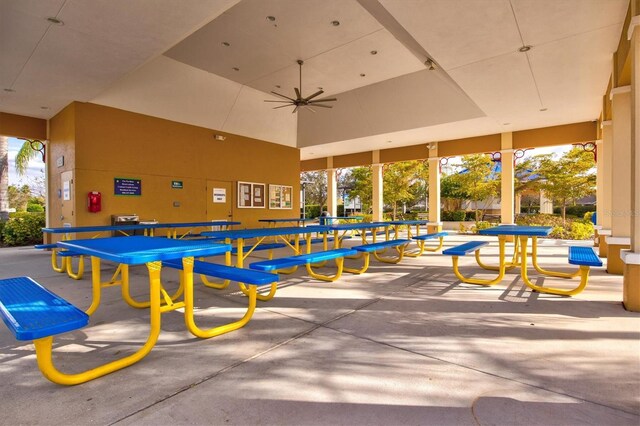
xmin=265 ymin=60 xmax=337 ymax=113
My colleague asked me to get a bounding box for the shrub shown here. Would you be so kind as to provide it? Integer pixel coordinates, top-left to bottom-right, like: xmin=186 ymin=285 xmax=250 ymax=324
xmin=452 ymin=210 xmax=467 ymax=221
xmin=26 ymin=203 xmax=44 ymax=212
xmin=471 ymin=221 xmax=492 ymax=233
xmin=1 ymin=212 xmax=45 ymax=246
xmin=569 ymin=221 xmax=594 ymax=240
xmin=304 ymin=204 xmax=322 ymax=219
xmin=515 ymin=213 xmax=593 ymax=240
xmin=441 ymin=211 xmax=454 ymax=221
xmin=0 ymin=220 xmax=5 ymax=245
xmin=553 ymin=205 xmax=595 ymax=218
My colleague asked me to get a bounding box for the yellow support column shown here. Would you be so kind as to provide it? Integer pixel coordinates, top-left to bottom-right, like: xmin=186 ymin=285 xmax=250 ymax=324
xmin=327 ymin=159 xmax=337 ymax=217
xmin=500 ymin=138 xmax=515 ymax=225
xmin=606 ymin=86 xmax=632 ymax=274
xmin=428 ymin=150 xmax=442 ymax=234
xmin=598 ymin=121 xmax=613 ymax=257
xmin=372 ymin=150 xmax=384 ymax=222
xmin=622 ymin=17 xmax=640 ymax=311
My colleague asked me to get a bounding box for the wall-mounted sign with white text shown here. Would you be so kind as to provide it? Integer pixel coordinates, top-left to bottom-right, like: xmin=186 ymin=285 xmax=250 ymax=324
xmin=114 ymin=178 xmax=141 ymax=196
xmin=172 ymin=181 xmax=183 ymax=189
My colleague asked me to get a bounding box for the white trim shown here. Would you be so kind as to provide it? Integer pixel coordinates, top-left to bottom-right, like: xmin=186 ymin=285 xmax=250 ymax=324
xmin=605 ymin=236 xmax=631 ymax=245
xmin=598 ymin=229 xmax=612 ymax=236
xmin=620 ymin=249 xmax=640 ymax=265
xmin=628 ymin=15 xmax=640 ymax=40
xmin=500 ymin=149 xmax=514 ymax=153
xmin=601 ymin=120 xmax=612 ymax=127
xmin=610 ymin=86 xmax=631 ymax=100
xmin=594 ymin=225 xmax=602 ymax=230
xmin=595 ymin=139 xmax=603 ymax=146
xmin=429 ymin=222 xmax=443 ymax=226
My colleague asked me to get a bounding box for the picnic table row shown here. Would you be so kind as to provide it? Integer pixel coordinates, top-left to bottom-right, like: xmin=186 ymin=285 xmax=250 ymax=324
xmin=0 ymin=221 xmax=602 ymax=385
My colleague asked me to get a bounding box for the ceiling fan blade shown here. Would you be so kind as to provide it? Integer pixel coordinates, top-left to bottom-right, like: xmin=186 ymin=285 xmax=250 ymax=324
xmin=309 ymin=103 xmax=332 ymax=109
xmin=306 ymin=107 xmax=316 ymax=113
xmin=309 ymin=97 xmax=337 ymax=103
xmin=294 ymin=87 xmax=301 ymax=100
xmin=273 ymin=104 xmax=294 ymax=109
xmin=264 ymin=100 xmax=292 ymax=103
xmin=270 ymin=91 xmax=296 ymax=101
xmin=292 ymin=105 xmax=299 ymax=114
xmin=304 ymin=90 xmax=324 ymax=101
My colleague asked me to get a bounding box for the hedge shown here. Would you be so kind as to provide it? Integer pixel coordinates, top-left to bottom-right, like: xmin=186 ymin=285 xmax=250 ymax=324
xmin=1 ymin=212 xmax=45 ymax=246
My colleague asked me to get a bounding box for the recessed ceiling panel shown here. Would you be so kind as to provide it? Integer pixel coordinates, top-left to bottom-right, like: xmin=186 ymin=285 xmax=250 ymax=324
xmin=165 ymin=0 xmax=387 ymax=92
xmin=379 ymin=0 xmax=522 ymax=71
xmin=512 ymin=0 xmax=628 ymax=46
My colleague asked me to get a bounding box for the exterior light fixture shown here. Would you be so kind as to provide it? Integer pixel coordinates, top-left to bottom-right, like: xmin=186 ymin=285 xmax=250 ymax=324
xmin=425 ymin=59 xmax=435 ymax=70
xmin=518 ymin=45 xmax=532 ymax=52
xmin=213 ymin=134 xmax=226 ymax=141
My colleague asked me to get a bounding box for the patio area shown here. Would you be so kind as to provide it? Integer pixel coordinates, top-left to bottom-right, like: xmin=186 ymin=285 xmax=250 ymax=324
xmin=0 ymin=233 xmax=638 ymax=425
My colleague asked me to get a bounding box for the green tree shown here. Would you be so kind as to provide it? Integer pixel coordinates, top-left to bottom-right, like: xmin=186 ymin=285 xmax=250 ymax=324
xmin=441 ymin=172 xmax=465 ymax=212
xmin=15 ymin=140 xmax=44 ymax=176
xmin=349 ymin=167 xmax=372 ymax=213
xmin=537 ymin=148 xmax=596 ymax=222
xmin=383 ymin=161 xmax=421 ymax=219
xmin=300 ymin=171 xmax=327 ymax=206
xmin=8 ymin=185 xmax=31 ymax=211
xmin=456 ymin=155 xmax=500 ymax=221
xmin=409 ymin=161 xmax=429 ymax=209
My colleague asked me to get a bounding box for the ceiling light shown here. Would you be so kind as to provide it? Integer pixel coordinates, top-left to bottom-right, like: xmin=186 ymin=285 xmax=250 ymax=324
xmin=386 ymin=140 xmax=392 ymax=144
xmin=46 ymin=17 xmax=64 ymax=25
xmin=503 ymin=122 xmax=511 ymax=126
xmin=232 ymin=67 xmax=239 ymax=71
xmin=3 ymin=88 xmax=15 ymax=92
xmin=275 ymin=85 xmax=281 ymax=89
xmin=317 ymin=87 xmax=323 ymax=90
xmin=266 ymin=16 xmax=276 ymax=21
xmin=425 ymin=59 xmax=435 ymax=70
xmin=222 ymin=41 xmax=230 ymax=47
xmin=518 ymin=45 xmax=531 ymax=52
xmin=360 ymin=73 xmax=366 ymax=77
xmin=40 ymin=106 xmax=49 ymax=110
xmin=539 ymin=108 xmax=547 ymax=112
xmin=370 ymin=50 xmax=378 ymax=55
xmin=331 ymin=20 xmax=340 ymax=26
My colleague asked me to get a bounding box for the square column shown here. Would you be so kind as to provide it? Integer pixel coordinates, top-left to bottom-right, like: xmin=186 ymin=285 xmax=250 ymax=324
xmin=326 ymin=161 xmax=337 ymax=217
xmin=372 ymin=163 xmax=384 ymax=222
xmin=500 ymin=133 xmax=514 ymax=225
xmin=597 ymin=122 xmax=613 ymax=257
xmin=622 ymin=19 xmax=640 ymax=311
xmin=606 ymin=86 xmax=632 ymax=274
xmin=428 ymin=157 xmax=441 ymax=233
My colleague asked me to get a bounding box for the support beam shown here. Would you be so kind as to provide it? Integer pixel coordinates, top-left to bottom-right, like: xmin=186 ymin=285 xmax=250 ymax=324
xmin=326 ymin=157 xmax=337 ymax=217
xmin=428 ymin=157 xmax=441 ymax=233
xmin=598 ymin=122 xmax=613 ymax=257
xmin=622 ymin=19 xmax=640 ymax=311
xmin=372 ymin=164 xmax=383 ymax=222
xmin=500 ymin=133 xmax=514 ymax=225
xmin=607 ymin=86 xmax=632 ymax=275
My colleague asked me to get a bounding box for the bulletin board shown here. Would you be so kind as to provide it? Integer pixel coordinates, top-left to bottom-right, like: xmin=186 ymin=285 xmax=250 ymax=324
xmin=238 ymin=181 xmax=266 ymax=208
xmin=269 ymin=184 xmax=293 ymax=209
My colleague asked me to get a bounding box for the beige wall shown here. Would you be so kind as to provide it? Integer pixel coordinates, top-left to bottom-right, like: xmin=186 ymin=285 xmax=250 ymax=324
xmin=47 ymin=102 xmax=300 ymax=230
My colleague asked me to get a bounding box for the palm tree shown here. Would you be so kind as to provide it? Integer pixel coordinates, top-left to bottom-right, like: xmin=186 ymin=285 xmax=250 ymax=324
xmin=0 ymin=136 xmax=9 ymax=220
xmin=14 ymin=139 xmax=44 ymax=175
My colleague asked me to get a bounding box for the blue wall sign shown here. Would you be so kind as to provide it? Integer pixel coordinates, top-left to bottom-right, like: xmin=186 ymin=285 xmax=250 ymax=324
xmin=114 ymin=178 xmax=142 ymax=196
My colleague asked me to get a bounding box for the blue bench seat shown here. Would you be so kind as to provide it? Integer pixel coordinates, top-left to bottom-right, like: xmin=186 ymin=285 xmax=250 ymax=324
xmin=249 ymin=248 xmax=356 ymax=272
xmin=231 ymin=243 xmax=286 ymax=255
xmin=443 ymin=241 xmax=489 ymax=256
xmin=34 ymin=243 xmax=58 ymax=250
xmin=568 ymin=246 xmax=603 ymax=267
xmin=352 ymin=239 xmax=410 ymax=253
xmin=413 ymin=232 xmax=448 ymax=241
xmin=162 ymin=259 xmax=278 ymax=285
xmin=0 ymin=276 xmax=89 ymax=341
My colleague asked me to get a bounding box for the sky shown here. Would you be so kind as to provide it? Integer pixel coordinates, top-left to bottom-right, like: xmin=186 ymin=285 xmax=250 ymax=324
xmin=6 ymin=137 xmax=46 ymax=189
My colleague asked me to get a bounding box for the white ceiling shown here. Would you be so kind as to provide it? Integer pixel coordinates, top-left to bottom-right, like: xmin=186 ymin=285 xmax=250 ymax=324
xmin=0 ymin=0 xmax=629 ymax=159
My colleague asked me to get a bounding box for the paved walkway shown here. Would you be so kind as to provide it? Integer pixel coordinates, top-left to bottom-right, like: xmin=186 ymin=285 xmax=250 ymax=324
xmin=0 ymin=234 xmax=638 ymax=425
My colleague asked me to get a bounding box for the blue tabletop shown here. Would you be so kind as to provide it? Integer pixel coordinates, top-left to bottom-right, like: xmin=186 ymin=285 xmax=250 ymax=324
xmin=388 ymin=220 xmax=428 ymax=225
xmin=58 ymin=236 xmax=231 ymax=264
xmin=479 ymin=225 xmax=553 ymax=237
xmin=202 ymin=226 xmax=331 ymax=240
xmin=307 ymin=222 xmax=390 ymax=231
xmin=258 ymin=218 xmax=314 ymax=223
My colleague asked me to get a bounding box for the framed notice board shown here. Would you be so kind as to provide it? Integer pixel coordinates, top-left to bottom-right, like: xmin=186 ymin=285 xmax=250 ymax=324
xmin=269 ymin=184 xmax=293 ymax=209
xmin=237 ymin=181 xmax=265 ymax=208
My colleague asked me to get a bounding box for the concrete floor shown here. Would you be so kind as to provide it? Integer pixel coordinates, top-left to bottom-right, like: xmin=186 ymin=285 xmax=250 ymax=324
xmin=0 ymin=233 xmax=638 ymax=425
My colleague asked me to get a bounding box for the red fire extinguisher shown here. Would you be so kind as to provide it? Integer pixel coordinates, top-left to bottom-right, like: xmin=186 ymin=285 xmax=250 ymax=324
xmin=88 ymin=191 xmax=101 ymax=213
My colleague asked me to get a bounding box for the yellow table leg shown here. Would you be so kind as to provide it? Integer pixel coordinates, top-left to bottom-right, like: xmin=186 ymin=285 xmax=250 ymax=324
xmin=33 ymin=260 xmax=163 ymax=385
xmin=451 ymin=236 xmax=506 ymax=286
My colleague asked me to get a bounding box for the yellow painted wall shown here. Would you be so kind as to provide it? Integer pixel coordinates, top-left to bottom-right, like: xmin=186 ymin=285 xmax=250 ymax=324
xmin=48 ymin=102 xmax=300 ymax=230
xmin=0 ymin=112 xmax=47 ymax=140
